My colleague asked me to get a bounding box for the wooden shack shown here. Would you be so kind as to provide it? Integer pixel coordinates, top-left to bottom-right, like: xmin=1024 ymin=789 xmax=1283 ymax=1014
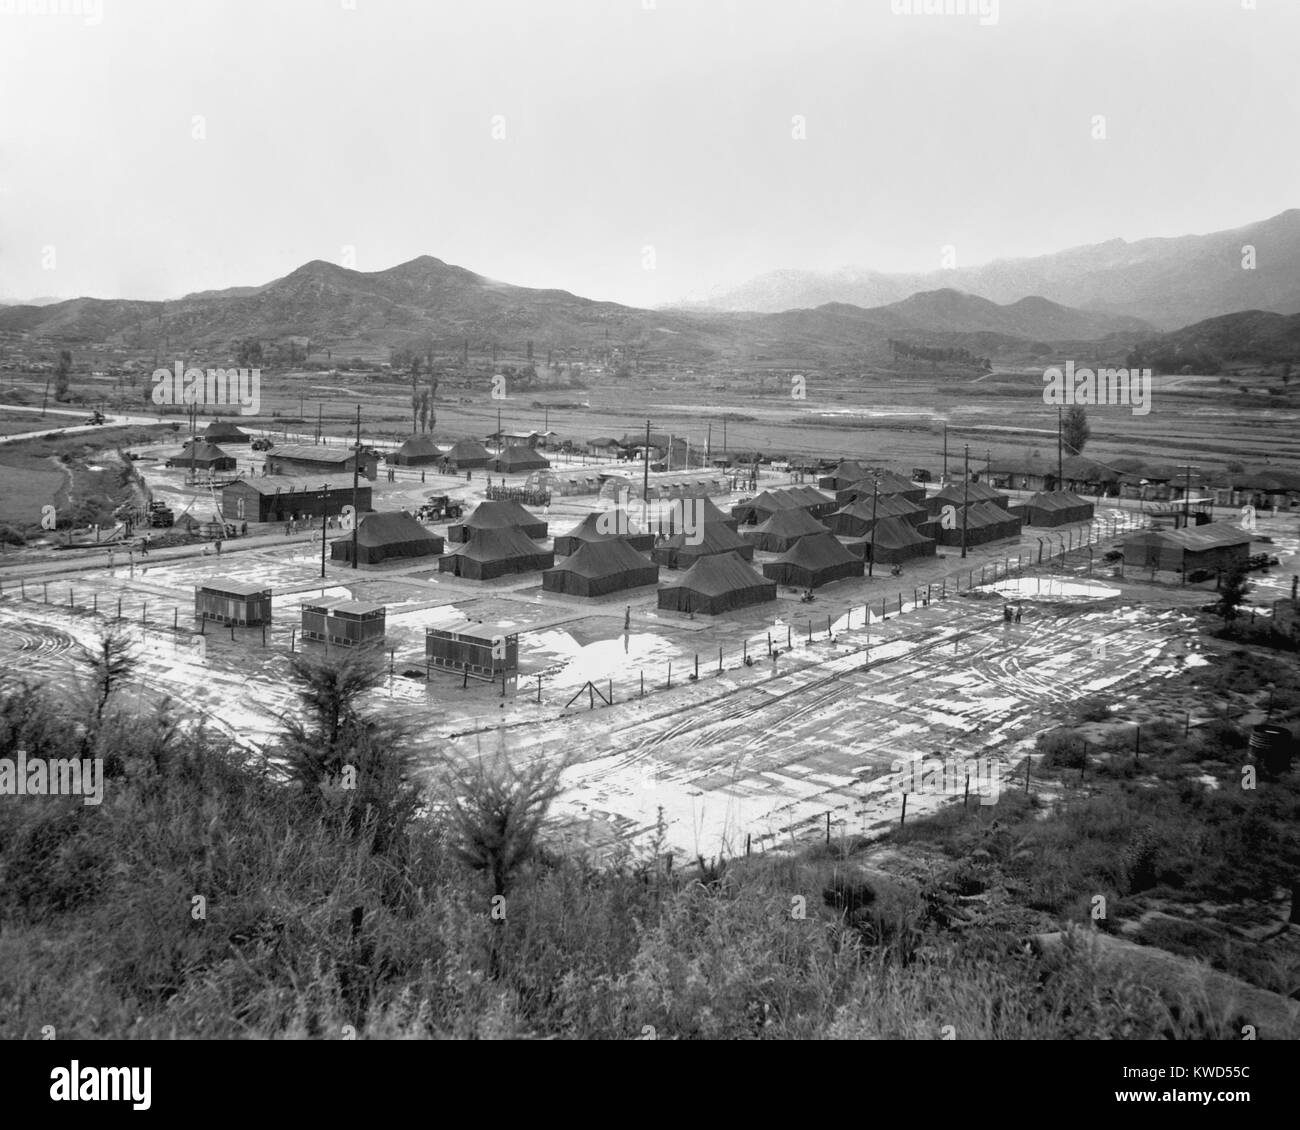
xmin=195 ymin=579 xmax=272 ymax=626
xmin=425 ymin=621 xmax=518 ymax=680
xmin=300 ymin=598 xmax=386 ymax=648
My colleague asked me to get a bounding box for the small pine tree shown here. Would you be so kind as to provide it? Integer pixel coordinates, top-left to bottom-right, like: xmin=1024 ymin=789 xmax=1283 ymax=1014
xmin=1217 ymin=566 xmax=1250 ymax=625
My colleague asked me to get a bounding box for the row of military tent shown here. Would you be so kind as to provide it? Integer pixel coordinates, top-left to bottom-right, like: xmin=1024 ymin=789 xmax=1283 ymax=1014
xmin=929 ymin=502 xmax=1023 ymax=547
xmin=1013 ymin=491 xmax=1096 ymax=527
xmin=731 ymin=485 xmax=836 ymax=526
xmin=835 ymin=470 xmax=926 ymax=507
xmin=925 ymin=479 xmax=1011 ymax=515
xmin=825 ymin=494 xmax=927 ymax=537
xmin=388 ymin=437 xmax=550 ymax=473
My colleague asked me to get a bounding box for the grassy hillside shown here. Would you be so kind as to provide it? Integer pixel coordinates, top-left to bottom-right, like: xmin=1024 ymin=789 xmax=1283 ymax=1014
xmin=1 ymin=619 xmax=1296 ymax=1040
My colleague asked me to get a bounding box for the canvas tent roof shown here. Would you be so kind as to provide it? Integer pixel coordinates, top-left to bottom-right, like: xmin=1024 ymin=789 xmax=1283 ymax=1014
xmin=553 ymin=509 xmax=654 ymax=553
xmin=390 ymin=435 xmax=442 ymax=462
xmin=818 ymin=460 xmax=873 ymax=489
xmin=542 ymin=538 xmax=658 ymax=597
xmin=827 ymin=494 xmax=924 ymax=534
xmin=761 ymin=532 xmax=864 ymax=588
xmin=450 ymin=499 xmax=547 ymax=540
xmin=856 ymin=515 xmax=935 ymax=551
xmin=330 ymin=510 xmax=443 ymax=564
xmin=652 ymin=521 xmax=753 ymax=567
xmin=438 ymin=524 xmax=554 ymax=578
xmin=657 ymin=551 xmax=776 ymax=615
xmin=743 ymin=507 xmax=828 ymax=552
xmin=176 ymin=440 xmax=236 ymax=466
xmin=446 ymin=438 xmax=491 ymax=466
xmin=489 ymin=445 xmax=551 ymax=473
xmin=835 ymin=471 xmax=926 ymax=505
xmin=203 ymin=420 xmax=249 ymax=441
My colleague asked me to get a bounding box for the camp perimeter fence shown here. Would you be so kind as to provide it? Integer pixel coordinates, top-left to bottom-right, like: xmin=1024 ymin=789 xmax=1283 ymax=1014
xmin=0 ymin=509 xmax=1145 ymax=712
xmin=542 ymin=507 xmax=1144 ymax=713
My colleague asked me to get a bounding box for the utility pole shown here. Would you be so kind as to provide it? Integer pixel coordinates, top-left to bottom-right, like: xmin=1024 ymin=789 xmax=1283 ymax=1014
xmin=706 ymin=421 xmax=712 ymax=467
xmin=1183 ymin=462 xmax=1191 ymax=528
xmin=869 ymin=478 xmax=879 ymax=578
xmin=497 ymin=405 xmax=502 ymax=452
xmin=722 ymin=417 xmax=727 ymax=461
xmin=320 ymin=483 xmax=329 ymax=578
xmin=643 ymin=418 xmax=651 ymax=505
xmin=316 ymin=402 xmax=322 ymax=444
xmin=1057 ymin=405 xmax=1063 ymax=491
xmin=961 ymin=445 xmax=969 ymax=559
xmin=943 ymin=423 xmax=948 ymax=482
xmin=351 ymin=404 xmax=360 ymax=569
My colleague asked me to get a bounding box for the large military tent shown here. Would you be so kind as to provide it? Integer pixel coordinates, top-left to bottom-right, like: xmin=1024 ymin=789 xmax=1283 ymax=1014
xmin=203 ymin=419 xmax=251 ymax=445
xmin=817 ymin=460 xmax=873 ymax=492
xmin=172 ymin=440 xmax=237 ymax=472
xmin=444 ymin=438 xmax=491 ymax=469
xmin=836 ymin=471 xmax=926 ymax=507
xmin=926 ymin=479 xmax=1010 ymax=516
xmin=731 ymin=487 xmax=832 ymax=526
xmin=489 ymin=445 xmax=551 ymax=474
xmin=330 ymin=510 xmax=444 ymax=565
xmin=826 ymin=494 xmax=927 ymax=537
xmin=437 ymin=525 xmax=554 ymax=580
xmin=930 ymin=502 xmax=1021 ymax=547
xmin=657 ymin=551 xmax=777 ymax=615
xmin=652 ymin=522 xmax=754 ymax=569
xmin=743 ymin=507 xmax=829 ymax=552
xmin=786 ymin=485 xmax=838 ymax=519
xmin=848 ymin=516 xmax=936 ymax=565
xmin=388 ymin=435 xmax=443 ymax=466
xmin=553 ymin=510 xmax=655 ymax=555
xmin=1020 ymin=490 xmax=1096 ymax=527
xmin=761 ymin=533 xmax=864 ymax=589
xmin=685 ymin=494 xmax=739 ymax=531
xmin=447 ymin=499 xmax=548 ymax=542
xmin=542 ymin=538 xmax=659 ymax=597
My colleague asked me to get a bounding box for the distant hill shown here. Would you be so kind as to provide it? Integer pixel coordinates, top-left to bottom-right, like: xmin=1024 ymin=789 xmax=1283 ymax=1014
xmin=681 ymin=209 xmax=1300 ymax=331
xmin=1129 ymin=309 xmax=1300 ymax=372
xmin=0 ymin=257 xmax=1159 ymax=367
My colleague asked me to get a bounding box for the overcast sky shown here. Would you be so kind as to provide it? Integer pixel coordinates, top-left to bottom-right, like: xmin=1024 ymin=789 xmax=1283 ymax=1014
xmin=1 ymin=0 xmax=1297 ymax=307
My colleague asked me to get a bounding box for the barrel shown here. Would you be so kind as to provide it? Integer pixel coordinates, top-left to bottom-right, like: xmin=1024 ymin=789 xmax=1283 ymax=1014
xmin=1248 ymin=724 xmax=1294 ymax=776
